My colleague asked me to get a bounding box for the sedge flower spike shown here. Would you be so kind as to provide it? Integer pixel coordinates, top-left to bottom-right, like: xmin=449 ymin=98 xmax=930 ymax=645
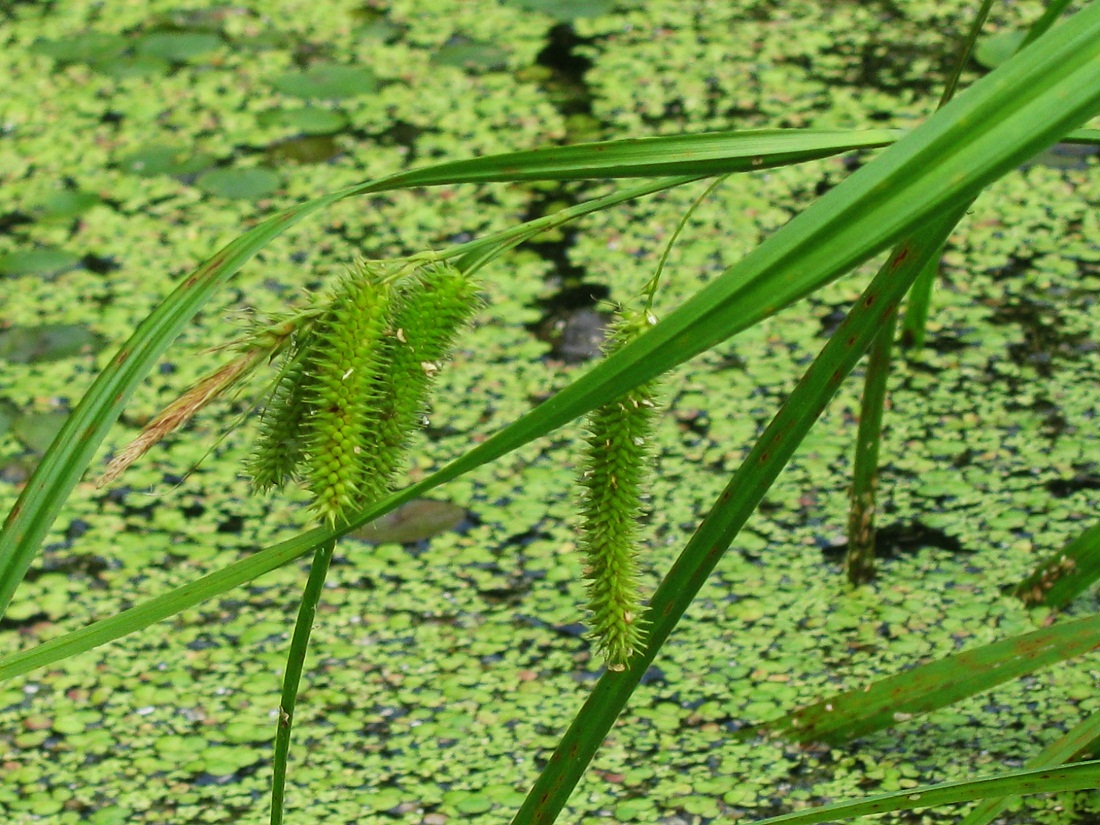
xmin=247 ymin=260 xmax=481 ymax=527
xmin=368 ymin=262 xmax=483 ymax=489
xmin=577 ymin=307 xmax=662 ymax=670
xmin=247 ymin=345 xmax=310 ymax=494
xmin=299 ymin=265 xmax=393 ymax=526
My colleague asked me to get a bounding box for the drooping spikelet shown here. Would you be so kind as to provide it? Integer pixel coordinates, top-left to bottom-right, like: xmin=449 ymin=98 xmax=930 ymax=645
xmin=245 ymin=260 xmax=481 ymax=526
xmin=298 ymin=264 xmax=393 ymax=525
xmin=247 ymin=344 xmax=311 ymax=493
xmin=367 ymin=262 xmax=483 ymax=485
xmin=577 ymin=307 xmax=661 ymax=670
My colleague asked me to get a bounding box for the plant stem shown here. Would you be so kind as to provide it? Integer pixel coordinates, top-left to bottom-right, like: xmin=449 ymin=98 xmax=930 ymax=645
xmin=270 ymin=538 xmax=337 ymax=825
xmin=511 ymin=207 xmax=970 ymax=825
xmin=844 ymin=308 xmax=896 ymax=584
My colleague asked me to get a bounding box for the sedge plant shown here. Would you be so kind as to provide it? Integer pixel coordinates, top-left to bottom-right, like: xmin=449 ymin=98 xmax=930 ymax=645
xmin=0 ymin=4 xmax=1099 ymax=825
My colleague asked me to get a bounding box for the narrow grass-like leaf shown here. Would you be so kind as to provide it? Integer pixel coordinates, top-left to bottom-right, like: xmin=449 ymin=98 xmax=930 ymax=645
xmin=958 ymin=706 xmax=1100 ymax=825
xmin=1014 ymin=521 xmax=1100 ymax=609
xmin=270 ymin=538 xmax=335 ymax=825
xmin=844 ymin=309 xmax=896 ymax=584
xmin=0 ymin=129 xmax=895 ymax=618
xmin=512 ymin=204 xmax=969 ymax=825
xmin=746 ymin=761 xmax=1100 ymax=825
xmin=756 ymin=612 xmax=1100 ymax=744
xmin=3 ymin=4 xmax=1098 ymax=687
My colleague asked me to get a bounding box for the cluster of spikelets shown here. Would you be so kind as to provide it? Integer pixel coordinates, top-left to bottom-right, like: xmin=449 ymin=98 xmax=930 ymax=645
xmin=248 ymin=260 xmax=481 ymax=526
xmin=576 ymin=307 xmax=662 ymax=671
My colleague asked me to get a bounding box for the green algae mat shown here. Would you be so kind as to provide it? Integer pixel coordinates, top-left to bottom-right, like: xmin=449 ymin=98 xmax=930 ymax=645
xmin=1 ymin=2 xmax=1099 ymax=824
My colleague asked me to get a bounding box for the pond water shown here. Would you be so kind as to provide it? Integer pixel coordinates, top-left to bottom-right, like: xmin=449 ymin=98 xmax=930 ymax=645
xmin=0 ymin=1 xmax=1097 ymax=824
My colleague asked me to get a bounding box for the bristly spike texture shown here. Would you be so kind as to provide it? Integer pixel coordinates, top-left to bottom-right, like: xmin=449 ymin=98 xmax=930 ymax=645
xmin=246 ymin=260 xmax=481 ymax=527
xmin=577 ymin=307 xmax=661 ymax=671
xmin=247 ymin=345 xmax=311 ymax=493
xmin=369 ymin=262 xmax=483 ymax=484
xmin=299 ymin=264 xmax=394 ymax=526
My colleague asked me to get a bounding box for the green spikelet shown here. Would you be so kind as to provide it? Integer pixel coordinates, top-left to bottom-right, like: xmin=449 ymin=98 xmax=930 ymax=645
xmin=300 ymin=265 xmax=393 ymax=525
xmin=248 ymin=345 xmax=311 ymax=493
xmin=577 ymin=307 xmax=661 ymax=671
xmin=367 ymin=262 xmax=483 ymax=484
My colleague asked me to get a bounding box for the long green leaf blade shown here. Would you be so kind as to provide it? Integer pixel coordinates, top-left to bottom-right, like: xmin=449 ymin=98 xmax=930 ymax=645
xmin=3 ymin=0 xmax=1099 ymax=686
xmin=758 ymin=613 xmax=1100 ymax=744
xmin=1015 ymin=521 xmax=1100 ymax=609
xmin=0 ymin=128 xmax=897 ymax=618
xmin=747 ymin=761 xmax=1100 ymax=825
xmin=958 ymin=706 xmax=1100 ymax=825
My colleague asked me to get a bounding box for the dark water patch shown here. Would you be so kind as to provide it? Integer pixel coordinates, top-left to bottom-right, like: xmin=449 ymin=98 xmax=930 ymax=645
xmin=0 ymin=211 xmax=32 ymax=236
xmin=0 ymin=611 xmax=50 ymax=630
xmin=520 ymin=185 xmax=615 ymax=360
xmin=1046 ymin=473 xmax=1100 ymax=499
xmin=81 ymin=253 xmax=121 ymax=275
xmin=22 ymin=553 xmax=110 ymax=583
xmin=217 ymin=514 xmax=246 ymax=534
xmin=533 ymin=23 xmax=594 ymax=115
xmin=369 ymin=120 xmax=426 ymax=163
xmin=532 ymin=305 xmax=609 ymax=363
xmin=987 ymin=298 xmax=1090 ymax=377
xmin=1024 ymin=141 xmax=1099 ymax=172
xmin=824 ymin=520 xmax=965 ymax=561
xmin=527 ymin=284 xmax=611 ymax=362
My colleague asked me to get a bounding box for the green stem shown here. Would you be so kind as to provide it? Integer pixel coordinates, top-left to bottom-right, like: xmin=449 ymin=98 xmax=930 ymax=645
xmin=1014 ymin=521 xmax=1100 ymax=609
xmin=1020 ymin=0 xmax=1074 ymax=49
xmin=452 ymin=176 xmax=703 ymax=274
xmin=855 ymin=0 xmax=993 ymax=573
xmin=844 ymin=308 xmax=896 ymax=584
xmin=270 ymin=538 xmax=337 ymax=825
xmin=642 ymin=175 xmax=728 ymax=311
xmin=511 ymin=207 xmax=970 ymax=825
xmin=899 ymin=252 xmax=942 ymax=349
xmin=959 ymin=704 xmax=1100 ymax=825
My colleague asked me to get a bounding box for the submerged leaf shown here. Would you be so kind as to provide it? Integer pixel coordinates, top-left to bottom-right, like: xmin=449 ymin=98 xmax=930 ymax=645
xmin=195 ymin=168 xmax=282 ymax=200
xmin=0 ymin=248 xmax=81 ymax=278
xmin=118 ymin=145 xmax=215 ymax=178
xmin=350 ymin=498 xmax=466 ymax=545
xmin=759 ymin=614 xmax=1100 ymax=744
xmin=0 ymin=325 xmax=106 ymax=363
xmin=270 ymin=64 xmax=378 ymax=99
xmin=12 ymin=412 xmax=69 ymax=455
xmin=133 ymin=31 xmax=224 ymax=62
